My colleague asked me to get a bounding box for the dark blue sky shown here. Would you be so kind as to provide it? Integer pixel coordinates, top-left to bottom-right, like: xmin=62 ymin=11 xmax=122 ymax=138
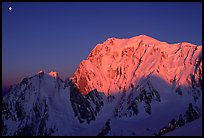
xmin=2 ymin=2 xmax=202 ymax=89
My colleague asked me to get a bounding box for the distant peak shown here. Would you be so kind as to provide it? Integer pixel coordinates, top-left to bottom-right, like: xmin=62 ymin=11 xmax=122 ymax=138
xmin=37 ymin=70 xmax=44 ymax=74
xmin=48 ymin=71 xmax=58 ymax=78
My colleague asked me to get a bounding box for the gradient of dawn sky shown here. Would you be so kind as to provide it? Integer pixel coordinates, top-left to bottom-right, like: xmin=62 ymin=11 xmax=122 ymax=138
xmin=2 ymin=2 xmax=202 ymax=89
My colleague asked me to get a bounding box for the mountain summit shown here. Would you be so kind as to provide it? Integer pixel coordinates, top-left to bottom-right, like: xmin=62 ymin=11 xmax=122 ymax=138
xmin=71 ymin=35 xmax=202 ymax=95
xmin=48 ymin=71 xmax=59 ymax=78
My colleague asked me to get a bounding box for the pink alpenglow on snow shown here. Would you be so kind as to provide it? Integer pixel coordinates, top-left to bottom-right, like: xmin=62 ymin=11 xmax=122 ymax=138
xmin=71 ymin=34 xmax=202 ymax=95
xmin=37 ymin=70 xmax=58 ymax=78
xmin=48 ymin=71 xmax=59 ymax=78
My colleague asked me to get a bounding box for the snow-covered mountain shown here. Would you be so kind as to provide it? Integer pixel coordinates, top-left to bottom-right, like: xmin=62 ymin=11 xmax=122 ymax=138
xmin=2 ymin=71 xmax=105 ymax=136
xmin=2 ymin=35 xmax=202 ymax=136
xmin=71 ymin=35 xmax=202 ymax=96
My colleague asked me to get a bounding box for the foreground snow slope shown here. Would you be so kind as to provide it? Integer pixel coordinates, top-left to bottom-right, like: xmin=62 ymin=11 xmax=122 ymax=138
xmin=165 ymin=118 xmax=202 ymax=136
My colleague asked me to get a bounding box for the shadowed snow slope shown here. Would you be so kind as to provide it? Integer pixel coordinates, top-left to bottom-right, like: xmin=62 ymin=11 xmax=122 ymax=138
xmin=165 ymin=118 xmax=202 ymax=136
